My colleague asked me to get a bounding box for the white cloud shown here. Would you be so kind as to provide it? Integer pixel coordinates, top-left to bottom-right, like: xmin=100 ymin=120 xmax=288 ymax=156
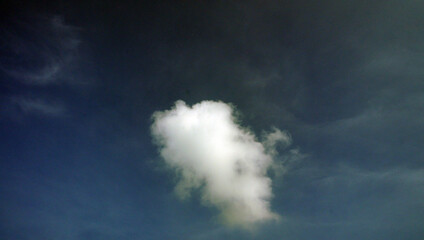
xmin=151 ymin=100 xmax=289 ymax=227
xmin=263 ymin=127 xmax=291 ymax=156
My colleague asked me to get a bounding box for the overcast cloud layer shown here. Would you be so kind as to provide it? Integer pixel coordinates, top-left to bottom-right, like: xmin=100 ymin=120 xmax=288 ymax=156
xmin=151 ymin=100 xmax=289 ymax=227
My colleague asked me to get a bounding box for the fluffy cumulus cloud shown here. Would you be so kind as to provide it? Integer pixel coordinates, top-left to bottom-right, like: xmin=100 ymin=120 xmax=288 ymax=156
xmin=151 ymin=100 xmax=290 ymax=227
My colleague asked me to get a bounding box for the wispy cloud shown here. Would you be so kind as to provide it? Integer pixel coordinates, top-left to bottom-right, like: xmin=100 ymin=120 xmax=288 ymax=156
xmin=1 ymin=15 xmax=85 ymax=85
xmin=7 ymin=96 xmax=66 ymax=117
xmin=151 ymin=100 xmax=291 ymax=228
xmin=1 ymin=15 xmax=94 ymax=121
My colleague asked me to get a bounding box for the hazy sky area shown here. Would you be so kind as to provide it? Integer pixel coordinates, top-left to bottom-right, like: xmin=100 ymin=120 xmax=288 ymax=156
xmin=1 ymin=1 xmax=424 ymax=239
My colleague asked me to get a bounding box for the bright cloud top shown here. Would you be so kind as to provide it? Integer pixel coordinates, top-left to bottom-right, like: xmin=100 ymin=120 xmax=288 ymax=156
xmin=151 ymin=100 xmax=288 ymax=227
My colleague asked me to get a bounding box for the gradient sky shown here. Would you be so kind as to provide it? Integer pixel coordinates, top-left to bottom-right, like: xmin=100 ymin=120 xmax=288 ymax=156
xmin=1 ymin=1 xmax=424 ymax=239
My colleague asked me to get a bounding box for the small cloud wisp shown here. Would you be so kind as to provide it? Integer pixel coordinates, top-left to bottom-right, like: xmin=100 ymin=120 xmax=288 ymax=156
xmin=151 ymin=100 xmax=290 ymax=227
xmin=8 ymin=96 xmax=66 ymax=117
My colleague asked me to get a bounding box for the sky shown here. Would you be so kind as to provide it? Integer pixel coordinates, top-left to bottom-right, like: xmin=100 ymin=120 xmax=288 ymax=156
xmin=1 ymin=0 xmax=423 ymax=239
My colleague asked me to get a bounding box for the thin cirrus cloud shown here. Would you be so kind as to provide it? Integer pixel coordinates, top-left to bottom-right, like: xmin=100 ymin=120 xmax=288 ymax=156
xmin=151 ymin=100 xmax=290 ymax=228
xmin=1 ymin=15 xmax=86 ymax=86
xmin=1 ymin=15 xmax=93 ymax=120
xmin=7 ymin=96 xmax=66 ymax=117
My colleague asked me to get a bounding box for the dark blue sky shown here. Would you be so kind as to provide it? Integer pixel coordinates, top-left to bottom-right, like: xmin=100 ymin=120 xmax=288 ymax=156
xmin=1 ymin=0 xmax=423 ymax=239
